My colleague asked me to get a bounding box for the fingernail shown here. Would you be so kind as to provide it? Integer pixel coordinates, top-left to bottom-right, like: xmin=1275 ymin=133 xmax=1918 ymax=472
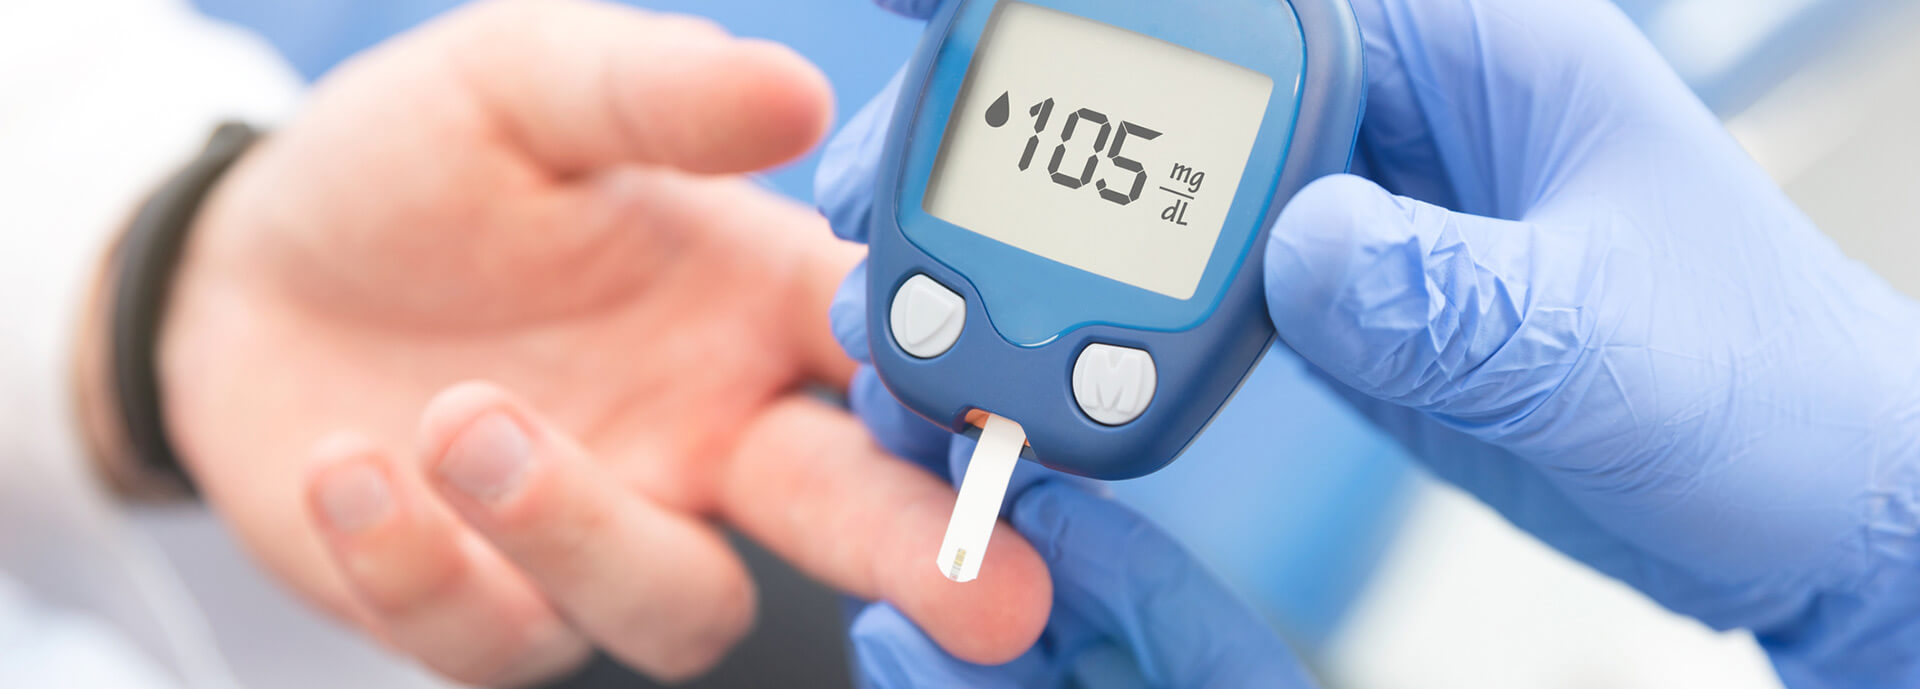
xmin=317 ymin=464 xmax=393 ymax=534
xmin=439 ymin=412 xmax=533 ymax=503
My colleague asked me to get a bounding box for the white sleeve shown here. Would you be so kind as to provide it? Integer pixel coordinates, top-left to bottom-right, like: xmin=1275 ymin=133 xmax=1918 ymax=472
xmin=0 ymin=576 xmax=184 ymax=689
xmin=0 ymin=0 xmax=300 ymax=684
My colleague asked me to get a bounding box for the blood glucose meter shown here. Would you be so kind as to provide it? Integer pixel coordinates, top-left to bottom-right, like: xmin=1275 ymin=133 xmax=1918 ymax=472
xmin=867 ymin=0 xmax=1364 ymax=580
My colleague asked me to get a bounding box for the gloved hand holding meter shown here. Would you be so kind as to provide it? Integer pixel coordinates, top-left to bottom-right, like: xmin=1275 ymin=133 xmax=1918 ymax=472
xmin=863 ymin=0 xmax=1364 ymax=581
xmin=830 ymin=0 xmax=1920 ymax=686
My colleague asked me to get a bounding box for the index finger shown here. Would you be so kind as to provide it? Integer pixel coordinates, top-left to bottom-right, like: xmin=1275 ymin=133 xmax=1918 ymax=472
xmin=429 ymin=0 xmax=833 ymax=175
xmin=719 ymin=397 xmax=1053 ymax=665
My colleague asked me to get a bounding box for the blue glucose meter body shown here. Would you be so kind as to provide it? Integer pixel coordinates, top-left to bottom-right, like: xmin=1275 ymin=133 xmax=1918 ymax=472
xmin=869 ymin=0 xmax=1364 ymax=480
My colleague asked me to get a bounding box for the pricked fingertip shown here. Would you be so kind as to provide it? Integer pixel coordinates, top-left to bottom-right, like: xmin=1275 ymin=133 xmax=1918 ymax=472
xmin=914 ymin=520 xmax=1052 ymax=665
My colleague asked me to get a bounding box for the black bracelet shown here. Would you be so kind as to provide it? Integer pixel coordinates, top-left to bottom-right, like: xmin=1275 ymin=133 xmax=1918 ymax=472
xmin=109 ymin=122 xmax=262 ymax=497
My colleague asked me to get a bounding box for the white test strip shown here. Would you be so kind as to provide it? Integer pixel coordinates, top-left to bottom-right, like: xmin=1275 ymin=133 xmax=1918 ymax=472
xmin=935 ymin=414 xmax=1028 ymax=583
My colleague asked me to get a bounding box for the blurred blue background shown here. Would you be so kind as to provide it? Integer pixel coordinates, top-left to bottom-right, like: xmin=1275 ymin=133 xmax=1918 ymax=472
xmin=1614 ymin=0 xmax=1877 ymax=113
xmin=187 ymin=0 xmax=1892 ymax=657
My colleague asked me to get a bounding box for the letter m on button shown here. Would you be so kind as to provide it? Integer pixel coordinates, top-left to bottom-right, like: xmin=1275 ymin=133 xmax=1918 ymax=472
xmin=1073 ymin=345 xmax=1157 ymax=426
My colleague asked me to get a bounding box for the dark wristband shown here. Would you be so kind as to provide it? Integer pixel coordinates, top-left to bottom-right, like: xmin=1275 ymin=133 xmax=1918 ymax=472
xmin=109 ymin=122 xmax=262 ymax=497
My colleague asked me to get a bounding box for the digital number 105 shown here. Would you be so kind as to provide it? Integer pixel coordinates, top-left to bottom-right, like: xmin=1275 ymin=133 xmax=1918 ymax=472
xmin=985 ymin=92 xmax=1162 ymax=207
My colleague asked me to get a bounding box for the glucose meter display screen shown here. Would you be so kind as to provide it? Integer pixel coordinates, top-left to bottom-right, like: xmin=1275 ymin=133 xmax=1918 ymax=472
xmin=923 ymin=2 xmax=1275 ymax=300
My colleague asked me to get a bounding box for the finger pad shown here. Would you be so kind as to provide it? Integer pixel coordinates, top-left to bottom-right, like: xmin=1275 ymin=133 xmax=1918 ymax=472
xmin=909 ymin=522 xmax=1052 ymax=665
xmin=683 ymin=42 xmax=833 ymax=173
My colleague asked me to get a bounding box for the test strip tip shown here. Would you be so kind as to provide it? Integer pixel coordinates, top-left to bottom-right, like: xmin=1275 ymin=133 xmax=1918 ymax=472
xmin=940 ymin=547 xmax=974 ymax=583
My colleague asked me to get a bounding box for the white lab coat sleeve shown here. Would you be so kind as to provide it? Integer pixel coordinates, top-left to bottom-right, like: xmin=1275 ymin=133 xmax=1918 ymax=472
xmin=0 ymin=576 xmax=185 ymax=689
xmin=0 ymin=0 xmax=300 ymax=685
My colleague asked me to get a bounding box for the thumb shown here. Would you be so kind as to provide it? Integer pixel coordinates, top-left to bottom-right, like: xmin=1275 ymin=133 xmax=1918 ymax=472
xmin=1265 ymin=174 xmax=1595 ymax=433
xmin=422 ymin=0 xmax=832 ymax=175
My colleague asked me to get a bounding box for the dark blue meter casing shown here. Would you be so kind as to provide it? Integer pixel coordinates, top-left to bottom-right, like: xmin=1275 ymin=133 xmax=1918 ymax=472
xmin=869 ymin=0 xmax=1364 ymax=480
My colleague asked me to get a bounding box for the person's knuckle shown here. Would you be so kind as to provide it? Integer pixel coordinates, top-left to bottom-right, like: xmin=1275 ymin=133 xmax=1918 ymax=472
xmin=431 ymin=640 xmax=539 ymax=687
xmin=348 ymin=546 xmax=470 ymax=616
xmin=432 ymin=650 xmax=520 ymax=687
xmin=635 ymin=629 xmax=738 ymax=685
xmin=706 ymin=569 xmax=758 ymax=647
xmin=398 ymin=622 xmax=519 ymax=684
xmin=604 ymin=574 xmax=756 ymax=682
xmin=487 ymin=480 xmax=600 ymax=561
xmin=488 ymin=620 xmax=594 ymax=687
xmin=398 ymin=609 xmax=581 ymax=686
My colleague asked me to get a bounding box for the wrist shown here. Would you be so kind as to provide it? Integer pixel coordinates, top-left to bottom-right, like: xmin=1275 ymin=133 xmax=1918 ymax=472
xmin=1755 ymin=444 xmax=1920 ymax=688
xmin=72 ymin=234 xmax=169 ymax=499
xmin=1760 ymin=567 xmax=1920 ymax=689
xmin=78 ymin=122 xmax=263 ymax=501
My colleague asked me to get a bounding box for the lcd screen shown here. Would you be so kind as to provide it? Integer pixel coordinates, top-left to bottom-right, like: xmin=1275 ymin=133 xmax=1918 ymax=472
xmin=923 ymin=1 xmax=1275 ymax=300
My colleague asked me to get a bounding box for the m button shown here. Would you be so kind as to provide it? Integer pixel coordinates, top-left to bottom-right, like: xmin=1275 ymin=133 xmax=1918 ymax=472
xmin=1072 ymin=344 xmax=1157 ymax=426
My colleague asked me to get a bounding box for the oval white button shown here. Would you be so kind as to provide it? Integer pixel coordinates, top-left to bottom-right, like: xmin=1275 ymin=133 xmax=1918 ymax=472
xmin=890 ymin=275 xmax=966 ymax=359
xmin=1072 ymin=344 xmax=1157 ymax=426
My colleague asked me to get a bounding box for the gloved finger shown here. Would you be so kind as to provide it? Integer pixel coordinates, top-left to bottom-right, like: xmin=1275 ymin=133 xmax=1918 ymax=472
xmin=849 ymin=603 xmax=1047 ymax=689
xmin=1344 ymin=0 xmax=1454 ymax=208
xmin=305 ymin=433 xmax=590 ymax=687
xmin=1067 ymin=644 xmax=1157 ymax=689
xmin=816 ymin=69 xmax=907 ymax=243
xmin=719 ymin=396 xmax=1051 ymax=665
xmin=417 ymin=382 xmax=757 ymax=683
xmin=1265 ymin=174 xmax=1595 ymax=439
xmin=1011 ymin=482 xmax=1319 ymax=689
xmin=822 ymin=122 xmax=953 ymax=476
xmin=830 ymin=260 xmax=872 ymax=362
xmin=870 ymin=0 xmax=945 ymax=20
xmin=850 ymin=366 xmax=954 ymax=477
xmin=1347 ymin=0 xmax=1673 ymax=214
xmin=426 ymin=0 xmax=831 ymax=175
xmin=1266 ymin=177 xmax=1737 ymax=592
xmin=1304 ymin=371 xmax=1726 ymax=607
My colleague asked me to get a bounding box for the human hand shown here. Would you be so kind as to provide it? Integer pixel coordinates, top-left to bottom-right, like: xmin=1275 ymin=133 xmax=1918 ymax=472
xmin=823 ymin=1 xmax=1920 ymax=686
xmin=851 ymin=478 xmax=1317 ymax=689
xmin=152 ymin=1 xmax=1052 ymax=684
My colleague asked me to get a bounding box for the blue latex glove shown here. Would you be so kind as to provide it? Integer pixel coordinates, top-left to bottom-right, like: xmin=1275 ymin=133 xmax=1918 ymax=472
xmin=821 ymin=1 xmax=1920 ymax=687
xmin=850 ymin=479 xmax=1317 ymax=689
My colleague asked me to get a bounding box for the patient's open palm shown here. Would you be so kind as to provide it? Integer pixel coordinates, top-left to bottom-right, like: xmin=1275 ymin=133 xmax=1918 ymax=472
xmin=154 ymin=2 xmax=1048 ymax=684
